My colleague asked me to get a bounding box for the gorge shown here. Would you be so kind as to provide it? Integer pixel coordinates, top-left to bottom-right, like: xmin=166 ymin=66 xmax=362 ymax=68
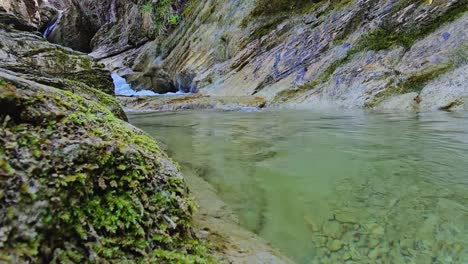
xmin=1 ymin=0 xmax=467 ymax=263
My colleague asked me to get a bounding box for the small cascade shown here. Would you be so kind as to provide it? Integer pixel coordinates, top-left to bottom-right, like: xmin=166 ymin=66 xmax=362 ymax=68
xmin=43 ymin=11 xmax=62 ymax=39
xmin=111 ymin=73 xmax=188 ymax=97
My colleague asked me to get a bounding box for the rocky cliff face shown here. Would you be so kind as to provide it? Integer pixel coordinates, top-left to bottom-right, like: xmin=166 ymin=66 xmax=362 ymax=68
xmin=0 ymin=3 xmax=210 ymax=263
xmin=51 ymin=0 xmax=466 ymax=111
xmin=159 ymin=0 xmax=468 ymax=111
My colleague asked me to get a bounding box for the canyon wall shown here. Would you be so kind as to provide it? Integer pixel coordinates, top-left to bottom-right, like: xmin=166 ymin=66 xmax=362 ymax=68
xmin=73 ymin=0 xmax=467 ymax=111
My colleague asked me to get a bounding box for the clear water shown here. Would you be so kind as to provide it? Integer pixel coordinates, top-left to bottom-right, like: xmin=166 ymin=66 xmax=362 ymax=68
xmin=128 ymin=110 xmax=468 ymax=264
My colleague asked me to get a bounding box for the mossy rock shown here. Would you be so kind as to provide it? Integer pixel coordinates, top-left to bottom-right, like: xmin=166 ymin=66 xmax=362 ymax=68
xmin=0 ymin=71 xmax=212 ymax=263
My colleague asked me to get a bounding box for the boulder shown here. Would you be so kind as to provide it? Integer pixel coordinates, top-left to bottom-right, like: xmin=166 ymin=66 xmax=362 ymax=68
xmin=0 ymin=71 xmax=208 ymax=262
xmin=0 ymin=0 xmax=40 ymax=31
xmin=0 ymin=24 xmax=114 ymax=96
xmin=125 ymin=65 xmax=178 ymax=94
xmin=0 ymin=9 xmax=209 ymax=263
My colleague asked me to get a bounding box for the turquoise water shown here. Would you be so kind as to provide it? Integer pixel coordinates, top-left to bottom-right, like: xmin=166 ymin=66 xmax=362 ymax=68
xmin=128 ymin=110 xmax=468 ymax=264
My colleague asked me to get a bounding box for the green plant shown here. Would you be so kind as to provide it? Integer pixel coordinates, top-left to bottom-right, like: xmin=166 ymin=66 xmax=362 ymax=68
xmin=142 ymin=2 xmax=153 ymax=13
xmin=169 ymin=15 xmax=180 ymax=25
xmin=142 ymin=0 xmax=181 ymax=32
xmin=354 ymin=2 xmax=467 ymax=52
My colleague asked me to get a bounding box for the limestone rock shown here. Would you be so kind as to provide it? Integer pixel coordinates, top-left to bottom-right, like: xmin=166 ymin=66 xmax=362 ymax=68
xmin=419 ymin=64 xmax=468 ymax=111
xmin=377 ymin=92 xmax=419 ymax=112
xmin=0 ymin=0 xmax=40 ymax=31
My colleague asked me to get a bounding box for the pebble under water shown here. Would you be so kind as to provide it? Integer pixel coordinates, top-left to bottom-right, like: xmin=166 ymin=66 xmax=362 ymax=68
xmin=128 ymin=110 xmax=468 ymax=264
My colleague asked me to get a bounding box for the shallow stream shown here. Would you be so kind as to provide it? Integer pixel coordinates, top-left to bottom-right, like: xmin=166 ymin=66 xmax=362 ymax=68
xmin=129 ymin=110 xmax=468 ymax=264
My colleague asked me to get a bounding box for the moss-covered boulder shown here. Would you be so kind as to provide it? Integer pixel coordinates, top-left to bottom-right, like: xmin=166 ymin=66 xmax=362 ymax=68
xmin=0 ymin=25 xmax=114 ymax=95
xmin=0 ymin=19 xmax=125 ymax=119
xmin=0 ymin=71 xmax=211 ymax=263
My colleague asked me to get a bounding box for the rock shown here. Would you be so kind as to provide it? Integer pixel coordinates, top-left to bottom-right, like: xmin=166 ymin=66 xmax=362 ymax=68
xmin=117 ymin=94 xmax=267 ymax=112
xmin=334 ymin=209 xmax=359 ymax=224
xmin=377 ymin=92 xmax=420 ymax=112
xmin=327 ymin=240 xmax=343 ymax=252
xmin=0 ymin=0 xmax=40 ymax=31
xmin=175 ymin=71 xmax=197 ymax=93
xmin=0 ymin=71 xmax=209 ymax=262
xmin=322 ymin=221 xmax=344 ymax=239
xmin=419 ymin=64 xmax=468 ymax=111
xmin=0 ymin=22 xmax=115 ymax=96
xmin=35 ymin=0 xmax=467 ymax=112
xmin=46 ymin=2 xmax=98 ymax=52
xmin=125 ymin=66 xmax=177 ymax=94
xmin=0 ymin=7 xmax=213 ymax=262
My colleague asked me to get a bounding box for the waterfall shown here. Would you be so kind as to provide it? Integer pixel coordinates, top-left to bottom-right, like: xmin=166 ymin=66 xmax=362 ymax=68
xmin=111 ymin=73 xmax=188 ymax=97
xmin=43 ymin=11 xmax=62 ymax=39
xmin=110 ymin=0 xmax=117 ymax=23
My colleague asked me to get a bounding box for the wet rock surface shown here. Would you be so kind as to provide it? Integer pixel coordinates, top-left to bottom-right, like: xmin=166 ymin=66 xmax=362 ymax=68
xmin=118 ymin=94 xmax=267 ymax=112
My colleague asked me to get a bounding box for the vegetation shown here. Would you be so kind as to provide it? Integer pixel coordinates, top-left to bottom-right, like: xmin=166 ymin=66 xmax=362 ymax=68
xmin=275 ymin=0 xmax=467 ymax=103
xmin=354 ymin=2 xmax=467 ymax=51
xmin=142 ymin=0 xmax=183 ymax=33
xmin=243 ymin=0 xmax=353 ymax=42
xmin=0 ymin=76 xmax=213 ymax=263
xmin=364 ymin=63 xmax=454 ymax=108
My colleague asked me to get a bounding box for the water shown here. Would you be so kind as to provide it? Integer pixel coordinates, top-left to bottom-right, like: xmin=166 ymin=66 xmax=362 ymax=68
xmin=128 ymin=110 xmax=468 ymax=263
xmin=111 ymin=73 xmax=189 ymax=96
xmin=43 ymin=11 xmax=62 ymax=38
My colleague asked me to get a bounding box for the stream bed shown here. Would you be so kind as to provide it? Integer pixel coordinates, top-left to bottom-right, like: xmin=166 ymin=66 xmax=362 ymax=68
xmin=128 ymin=109 xmax=468 ymax=264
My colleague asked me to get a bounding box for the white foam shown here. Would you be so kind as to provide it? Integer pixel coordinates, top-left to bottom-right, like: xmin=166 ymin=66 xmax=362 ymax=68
xmin=111 ymin=73 xmax=187 ymax=97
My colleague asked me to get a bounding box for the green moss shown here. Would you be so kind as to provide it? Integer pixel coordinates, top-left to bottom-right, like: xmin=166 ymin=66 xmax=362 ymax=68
xmin=182 ymin=0 xmax=197 ymax=18
xmin=247 ymin=15 xmax=288 ymax=41
xmin=0 ymin=76 xmax=213 ymax=263
xmin=439 ymin=99 xmax=464 ymax=111
xmin=66 ymin=70 xmax=114 ymax=95
xmin=244 ymin=0 xmax=353 ymax=41
xmin=250 ymin=0 xmax=323 ymax=17
xmin=393 ymin=0 xmax=421 ymax=12
xmin=365 ymin=63 xmax=454 ymax=108
xmin=354 ymin=4 xmax=467 ymax=51
xmin=81 ymin=57 xmax=93 ymax=70
xmin=62 ymin=79 xmax=126 ymax=120
xmin=451 ymin=43 xmax=468 ymax=66
xmin=399 ymin=63 xmax=453 ymax=92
